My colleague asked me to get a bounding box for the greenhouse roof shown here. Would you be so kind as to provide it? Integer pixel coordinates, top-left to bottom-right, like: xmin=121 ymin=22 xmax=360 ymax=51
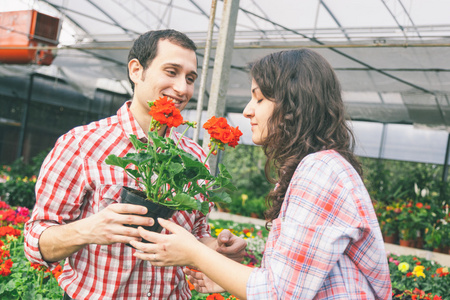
xmin=1 ymin=0 xmax=450 ymax=165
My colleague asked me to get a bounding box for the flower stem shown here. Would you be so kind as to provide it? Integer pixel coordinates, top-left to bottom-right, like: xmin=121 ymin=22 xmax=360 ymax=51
xmin=204 ymin=143 xmax=215 ymax=165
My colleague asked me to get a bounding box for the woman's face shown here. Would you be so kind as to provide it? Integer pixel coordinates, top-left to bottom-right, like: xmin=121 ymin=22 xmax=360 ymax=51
xmin=243 ymin=79 xmax=276 ymax=145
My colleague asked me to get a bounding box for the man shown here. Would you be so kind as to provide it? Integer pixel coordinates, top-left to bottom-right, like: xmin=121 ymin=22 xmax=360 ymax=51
xmin=24 ymin=29 xmax=247 ymax=299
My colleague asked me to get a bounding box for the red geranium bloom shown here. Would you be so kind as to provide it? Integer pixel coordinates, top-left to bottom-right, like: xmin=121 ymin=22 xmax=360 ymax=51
xmin=0 ymin=259 xmax=13 ymax=276
xmin=416 ymin=202 xmax=423 ymax=209
xmin=203 ymin=116 xmax=242 ymax=149
xmin=148 ymin=96 xmax=184 ymax=128
xmin=0 ymin=226 xmax=21 ymax=237
xmin=52 ymin=264 xmax=63 ymax=280
xmin=206 ymin=294 xmax=225 ymax=300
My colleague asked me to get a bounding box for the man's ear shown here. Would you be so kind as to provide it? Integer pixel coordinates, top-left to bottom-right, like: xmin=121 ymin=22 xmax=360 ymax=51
xmin=128 ymin=58 xmax=143 ymax=85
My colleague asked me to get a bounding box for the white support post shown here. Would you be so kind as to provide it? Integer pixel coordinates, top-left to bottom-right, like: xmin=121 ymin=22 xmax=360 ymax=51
xmin=203 ymin=0 xmax=240 ymax=176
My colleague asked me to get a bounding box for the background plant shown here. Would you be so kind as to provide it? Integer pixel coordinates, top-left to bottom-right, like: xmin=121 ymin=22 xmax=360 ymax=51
xmin=0 ymin=150 xmax=48 ymax=209
xmin=0 ymin=200 xmax=63 ymax=299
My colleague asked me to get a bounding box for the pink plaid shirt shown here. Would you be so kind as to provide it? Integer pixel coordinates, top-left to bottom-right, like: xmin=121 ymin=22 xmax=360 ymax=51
xmin=247 ymin=150 xmax=392 ymax=299
xmin=24 ymin=101 xmax=212 ymax=299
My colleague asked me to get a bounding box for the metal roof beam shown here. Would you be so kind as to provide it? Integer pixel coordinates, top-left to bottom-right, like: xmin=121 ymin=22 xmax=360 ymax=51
xmin=86 ymin=0 xmax=135 ymax=38
xmin=320 ymin=0 xmax=350 ymax=41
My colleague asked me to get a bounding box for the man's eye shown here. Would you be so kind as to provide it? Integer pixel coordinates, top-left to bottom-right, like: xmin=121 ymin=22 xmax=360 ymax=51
xmin=167 ymin=70 xmax=176 ymax=76
xmin=187 ymin=77 xmax=195 ymax=84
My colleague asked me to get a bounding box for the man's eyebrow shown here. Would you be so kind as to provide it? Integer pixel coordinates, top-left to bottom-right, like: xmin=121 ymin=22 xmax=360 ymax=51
xmin=164 ymin=63 xmax=198 ymax=78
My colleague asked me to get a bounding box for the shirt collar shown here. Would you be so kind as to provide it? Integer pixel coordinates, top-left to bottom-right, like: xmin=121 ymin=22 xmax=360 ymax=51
xmin=117 ymin=101 xmax=147 ymax=141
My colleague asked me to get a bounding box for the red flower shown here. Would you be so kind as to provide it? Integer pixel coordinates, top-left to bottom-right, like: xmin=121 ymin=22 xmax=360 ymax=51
xmin=413 ymin=288 xmax=425 ymax=297
xmin=0 ymin=259 xmax=13 ymax=276
xmin=51 ymin=264 xmax=63 ymax=280
xmin=206 ymin=294 xmax=225 ymax=300
xmin=148 ymin=96 xmax=184 ymax=128
xmin=203 ymin=116 xmax=242 ymax=149
xmin=186 ymin=279 xmax=195 ymax=290
xmin=416 ymin=202 xmax=423 ymax=209
xmin=30 ymin=262 xmax=45 ymax=271
xmin=0 ymin=226 xmax=21 ymax=237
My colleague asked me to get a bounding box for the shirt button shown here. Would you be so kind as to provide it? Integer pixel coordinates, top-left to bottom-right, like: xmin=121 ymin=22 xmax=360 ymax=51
xmin=147 ymin=292 xmax=151 ymax=297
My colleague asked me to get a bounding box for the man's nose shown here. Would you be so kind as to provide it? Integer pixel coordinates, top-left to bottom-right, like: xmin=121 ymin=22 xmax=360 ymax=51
xmin=173 ymin=77 xmax=188 ymax=95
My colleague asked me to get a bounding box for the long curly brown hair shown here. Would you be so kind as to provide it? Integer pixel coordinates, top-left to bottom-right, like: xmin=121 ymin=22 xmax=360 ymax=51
xmin=249 ymin=49 xmax=362 ymax=223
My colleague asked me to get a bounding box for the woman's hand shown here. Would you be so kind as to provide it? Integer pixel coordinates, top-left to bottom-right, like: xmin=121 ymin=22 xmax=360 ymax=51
xmin=130 ymin=218 xmax=201 ymax=267
xmin=184 ymin=267 xmax=226 ymax=294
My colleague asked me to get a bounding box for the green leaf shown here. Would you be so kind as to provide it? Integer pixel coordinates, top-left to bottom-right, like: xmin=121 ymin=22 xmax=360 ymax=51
xmin=173 ymin=193 xmax=201 ymax=211
xmin=218 ymin=163 xmax=232 ymax=179
xmin=208 ymin=190 xmax=232 ymax=204
xmin=200 ymin=201 xmax=210 ymax=215
xmin=105 ymin=152 xmax=153 ymax=169
xmin=168 ymin=162 xmax=184 ymax=176
xmin=129 ymin=134 xmax=147 ymax=151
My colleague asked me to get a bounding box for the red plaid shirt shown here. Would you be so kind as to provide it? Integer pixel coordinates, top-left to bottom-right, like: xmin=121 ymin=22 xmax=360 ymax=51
xmin=247 ymin=150 xmax=392 ymax=299
xmin=24 ymin=101 xmax=212 ymax=299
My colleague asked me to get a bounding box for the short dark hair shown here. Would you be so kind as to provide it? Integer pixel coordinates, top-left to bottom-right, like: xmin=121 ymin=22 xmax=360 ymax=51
xmin=127 ymin=29 xmax=197 ymax=91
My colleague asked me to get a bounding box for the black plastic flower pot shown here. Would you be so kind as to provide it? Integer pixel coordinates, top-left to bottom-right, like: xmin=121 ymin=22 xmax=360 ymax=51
xmin=120 ymin=186 xmax=175 ymax=245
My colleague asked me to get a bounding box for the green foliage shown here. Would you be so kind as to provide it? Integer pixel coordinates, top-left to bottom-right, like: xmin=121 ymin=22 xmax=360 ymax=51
xmin=2 ymin=150 xmax=49 ymax=179
xmin=0 ymin=234 xmax=63 ymax=300
xmin=0 ymin=149 xmax=49 ymax=209
xmin=0 ymin=177 xmax=36 ymax=209
xmin=220 ymin=145 xmax=273 ymax=218
xmin=361 ymin=157 xmax=445 ymax=206
xmin=389 ymin=254 xmax=450 ymax=300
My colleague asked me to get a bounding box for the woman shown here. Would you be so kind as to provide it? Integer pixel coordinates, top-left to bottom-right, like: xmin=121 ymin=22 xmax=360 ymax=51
xmin=130 ymin=49 xmax=392 ymax=299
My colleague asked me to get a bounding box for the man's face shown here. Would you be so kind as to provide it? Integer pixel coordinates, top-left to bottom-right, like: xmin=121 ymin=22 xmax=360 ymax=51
xmin=130 ymin=39 xmax=198 ymax=113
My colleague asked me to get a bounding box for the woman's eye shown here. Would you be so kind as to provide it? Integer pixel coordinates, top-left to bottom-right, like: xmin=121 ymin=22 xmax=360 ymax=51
xmin=257 ymin=99 xmax=263 ymax=103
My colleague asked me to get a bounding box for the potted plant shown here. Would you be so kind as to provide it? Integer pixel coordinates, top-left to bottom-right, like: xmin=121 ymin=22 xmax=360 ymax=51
xmin=105 ymin=96 xmax=242 ymax=236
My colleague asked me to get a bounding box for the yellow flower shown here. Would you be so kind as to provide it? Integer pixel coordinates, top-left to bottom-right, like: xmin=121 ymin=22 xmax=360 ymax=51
xmin=241 ymin=194 xmax=248 ymax=201
xmin=412 ymin=265 xmax=426 ymax=278
xmin=246 ymin=232 xmax=252 ymax=237
xmin=442 ymin=267 xmax=449 ymax=273
xmin=413 ymin=265 xmax=425 ymax=272
xmin=398 ymin=262 xmax=410 ymax=273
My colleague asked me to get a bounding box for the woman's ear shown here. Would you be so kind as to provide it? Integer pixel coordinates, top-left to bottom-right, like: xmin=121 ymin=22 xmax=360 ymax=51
xmin=128 ymin=58 xmax=143 ymax=86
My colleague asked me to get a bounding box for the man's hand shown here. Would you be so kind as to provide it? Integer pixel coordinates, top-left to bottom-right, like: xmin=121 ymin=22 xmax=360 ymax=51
xmin=216 ymin=229 xmax=247 ymax=262
xmin=39 ymin=203 xmax=154 ymax=262
xmin=79 ymin=203 xmax=155 ymax=245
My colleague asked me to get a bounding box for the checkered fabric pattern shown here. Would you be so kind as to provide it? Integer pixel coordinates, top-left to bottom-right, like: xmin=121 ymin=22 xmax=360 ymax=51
xmin=247 ymin=150 xmax=392 ymax=299
xmin=24 ymin=101 xmax=212 ymax=299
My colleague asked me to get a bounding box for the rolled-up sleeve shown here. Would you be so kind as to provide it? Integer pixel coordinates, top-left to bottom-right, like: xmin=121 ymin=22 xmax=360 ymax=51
xmin=24 ymin=132 xmax=87 ymax=269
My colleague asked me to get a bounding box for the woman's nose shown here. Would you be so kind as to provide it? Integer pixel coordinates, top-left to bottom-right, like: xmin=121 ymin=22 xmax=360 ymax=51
xmin=243 ymin=101 xmax=254 ymax=118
